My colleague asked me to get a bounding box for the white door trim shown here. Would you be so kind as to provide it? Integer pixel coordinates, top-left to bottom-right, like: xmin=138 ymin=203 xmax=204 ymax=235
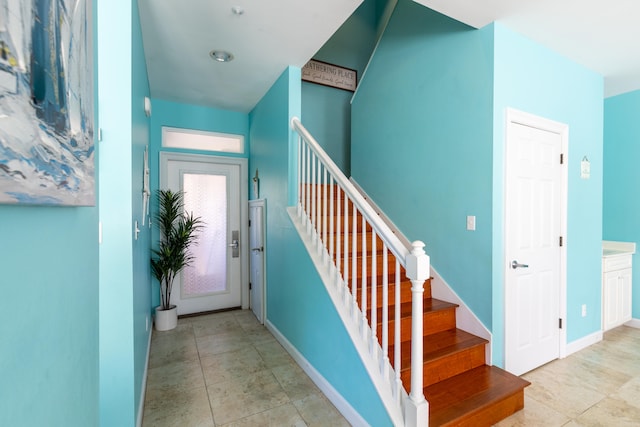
xmin=160 ymin=152 xmax=249 ymax=310
xmin=249 ymin=198 xmax=267 ymax=323
xmin=504 ymin=108 xmax=568 ymax=364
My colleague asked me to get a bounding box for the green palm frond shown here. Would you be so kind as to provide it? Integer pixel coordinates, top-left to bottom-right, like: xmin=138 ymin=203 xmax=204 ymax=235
xmin=151 ymin=189 xmax=204 ymax=310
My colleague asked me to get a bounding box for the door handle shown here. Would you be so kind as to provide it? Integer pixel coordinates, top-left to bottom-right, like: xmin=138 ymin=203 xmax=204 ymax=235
xmin=228 ymin=230 xmax=239 ymax=258
xmin=511 ymin=260 xmax=529 ymax=269
xmin=251 ymin=246 xmax=263 ymax=252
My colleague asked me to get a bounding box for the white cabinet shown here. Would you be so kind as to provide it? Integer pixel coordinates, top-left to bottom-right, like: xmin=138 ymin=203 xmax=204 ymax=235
xmin=602 ymin=253 xmax=632 ymax=331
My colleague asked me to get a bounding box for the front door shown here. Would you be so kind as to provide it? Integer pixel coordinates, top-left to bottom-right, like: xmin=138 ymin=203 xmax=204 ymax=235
xmin=504 ymin=110 xmax=566 ymax=376
xmin=161 ymin=153 xmax=247 ymax=315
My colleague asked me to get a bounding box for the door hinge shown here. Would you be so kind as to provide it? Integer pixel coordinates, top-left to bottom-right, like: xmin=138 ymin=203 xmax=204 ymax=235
xmin=560 ymin=153 xmax=564 ymax=164
xmin=249 ymin=282 xmax=252 ymax=290
xmin=559 ymin=318 xmax=563 ymax=329
xmin=249 ymin=219 xmax=252 ymax=227
xmin=559 ymin=236 xmax=563 ymax=247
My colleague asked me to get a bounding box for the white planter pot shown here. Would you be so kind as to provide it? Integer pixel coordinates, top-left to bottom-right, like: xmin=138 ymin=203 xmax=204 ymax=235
xmin=155 ymin=305 xmax=177 ymax=331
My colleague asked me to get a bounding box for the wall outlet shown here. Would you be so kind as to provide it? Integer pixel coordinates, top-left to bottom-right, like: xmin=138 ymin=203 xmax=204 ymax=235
xmin=581 ymin=304 xmax=587 ymax=317
xmin=146 ymin=315 xmax=149 ymax=331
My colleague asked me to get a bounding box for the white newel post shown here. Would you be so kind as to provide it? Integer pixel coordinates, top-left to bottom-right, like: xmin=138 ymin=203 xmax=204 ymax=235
xmin=404 ymin=241 xmax=430 ymax=426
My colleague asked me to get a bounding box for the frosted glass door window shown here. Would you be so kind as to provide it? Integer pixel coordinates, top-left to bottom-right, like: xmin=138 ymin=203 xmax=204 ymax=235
xmin=182 ymin=173 xmax=228 ymax=297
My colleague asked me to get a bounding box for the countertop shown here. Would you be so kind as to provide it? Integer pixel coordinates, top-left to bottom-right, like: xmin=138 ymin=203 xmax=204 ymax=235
xmin=603 ymin=240 xmax=636 ymax=258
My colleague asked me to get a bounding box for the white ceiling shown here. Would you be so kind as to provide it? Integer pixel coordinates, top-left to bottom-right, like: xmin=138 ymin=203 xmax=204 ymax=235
xmin=138 ymin=0 xmax=362 ymax=112
xmin=413 ymin=0 xmax=640 ymax=97
xmin=139 ymin=0 xmax=640 ymax=113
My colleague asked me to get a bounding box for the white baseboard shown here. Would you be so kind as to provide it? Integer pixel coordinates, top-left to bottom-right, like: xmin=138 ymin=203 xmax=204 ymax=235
xmin=624 ymin=318 xmax=640 ymax=328
xmin=265 ymin=320 xmax=370 ymax=427
xmin=136 ymin=328 xmax=153 ymax=427
xmin=565 ymin=330 xmax=602 ymax=357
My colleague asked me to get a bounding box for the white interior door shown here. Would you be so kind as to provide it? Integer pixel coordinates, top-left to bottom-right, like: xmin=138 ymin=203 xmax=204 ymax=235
xmin=505 ymin=110 xmax=566 ymax=376
xmin=161 ymin=153 xmax=247 ymax=315
xmin=249 ymin=200 xmax=265 ymax=323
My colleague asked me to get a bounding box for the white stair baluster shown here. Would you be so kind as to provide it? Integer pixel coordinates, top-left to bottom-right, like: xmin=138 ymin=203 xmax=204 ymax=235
xmin=329 ymin=176 xmax=334 ymax=270
xmin=343 ymin=194 xmax=349 ymax=305
xmin=382 ymin=245 xmax=389 ymax=377
xmin=394 ymin=260 xmax=401 ymax=403
xmin=322 ymin=167 xmax=328 ymax=259
xmin=313 ymin=154 xmax=318 ymax=240
xmin=352 ymin=204 xmax=358 ymax=320
xmin=361 ymin=214 xmax=367 ymax=339
xmin=305 ymin=144 xmax=311 ymax=233
xmin=297 ymin=135 xmax=302 ymax=218
xmin=336 ymin=185 xmax=342 ymax=287
xmin=370 ymin=228 xmax=377 ymax=355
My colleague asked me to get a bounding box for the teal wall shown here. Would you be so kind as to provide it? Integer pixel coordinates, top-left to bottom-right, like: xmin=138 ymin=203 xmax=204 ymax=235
xmin=0 ymin=209 xmax=99 ymax=426
xmin=249 ymin=67 xmax=392 ymax=426
xmin=0 ymin=3 xmax=99 ymax=426
xmin=603 ymin=90 xmax=640 ymax=318
xmin=147 ymin=99 xmax=249 ymax=307
xmin=351 ymin=0 xmax=495 ymax=326
xmin=301 ymin=0 xmax=378 ymax=174
xmin=350 ymin=1 xmax=604 ymax=368
xmin=98 ymin=0 xmax=134 ymax=423
xmin=98 ymin=0 xmax=152 ymax=425
xmin=492 ymin=23 xmax=604 ymax=363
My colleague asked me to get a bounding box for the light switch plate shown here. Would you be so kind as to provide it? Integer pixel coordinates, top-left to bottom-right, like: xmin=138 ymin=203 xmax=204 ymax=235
xmin=466 ymin=215 xmax=476 ymax=231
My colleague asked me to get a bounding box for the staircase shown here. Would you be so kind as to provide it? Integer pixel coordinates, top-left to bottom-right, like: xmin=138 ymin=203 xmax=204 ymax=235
xmin=290 ymin=118 xmax=529 ymax=426
xmin=335 ymin=205 xmax=529 ymax=426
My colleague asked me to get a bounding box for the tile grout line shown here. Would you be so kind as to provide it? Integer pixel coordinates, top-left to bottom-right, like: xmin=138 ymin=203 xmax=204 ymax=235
xmin=194 ymin=321 xmax=218 ymax=427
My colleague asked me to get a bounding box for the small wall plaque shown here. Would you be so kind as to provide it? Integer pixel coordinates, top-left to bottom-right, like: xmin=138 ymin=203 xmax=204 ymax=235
xmin=581 ymin=156 xmax=590 ymax=179
xmin=302 ymin=59 xmax=357 ymax=92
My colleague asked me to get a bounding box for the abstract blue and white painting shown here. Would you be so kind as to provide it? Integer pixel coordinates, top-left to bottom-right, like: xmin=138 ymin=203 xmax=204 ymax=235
xmin=0 ymin=0 xmax=94 ymax=206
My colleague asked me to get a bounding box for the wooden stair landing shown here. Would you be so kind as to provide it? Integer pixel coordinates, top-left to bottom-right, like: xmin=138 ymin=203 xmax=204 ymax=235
xmin=425 ymin=366 xmax=531 ymax=427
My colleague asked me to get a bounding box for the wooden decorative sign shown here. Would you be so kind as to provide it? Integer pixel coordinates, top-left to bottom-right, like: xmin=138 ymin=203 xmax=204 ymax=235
xmin=302 ymin=60 xmax=357 ymax=92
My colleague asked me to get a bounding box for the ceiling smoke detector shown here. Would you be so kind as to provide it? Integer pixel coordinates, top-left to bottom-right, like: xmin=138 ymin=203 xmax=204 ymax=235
xmin=209 ymin=50 xmax=234 ymax=63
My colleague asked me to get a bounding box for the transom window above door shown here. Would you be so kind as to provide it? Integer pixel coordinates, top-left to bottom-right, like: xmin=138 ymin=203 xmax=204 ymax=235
xmin=162 ymin=127 xmax=244 ymax=154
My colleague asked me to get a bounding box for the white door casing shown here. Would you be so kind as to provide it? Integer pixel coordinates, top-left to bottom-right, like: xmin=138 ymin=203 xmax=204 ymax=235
xmin=504 ymin=109 xmax=568 ymax=376
xmin=249 ymin=199 xmax=266 ymax=324
xmin=160 ymin=152 xmax=248 ymax=315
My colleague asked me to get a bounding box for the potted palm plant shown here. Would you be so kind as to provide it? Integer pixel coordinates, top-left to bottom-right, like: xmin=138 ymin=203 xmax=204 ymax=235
xmin=151 ymin=189 xmax=203 ymax=331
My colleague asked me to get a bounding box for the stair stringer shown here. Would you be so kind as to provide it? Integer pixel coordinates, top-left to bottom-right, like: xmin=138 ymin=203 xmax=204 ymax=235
xmin=288 ymin=207 xmax=408 ymax=427
xmin=350 ymin=178 xmax=492 ymax=364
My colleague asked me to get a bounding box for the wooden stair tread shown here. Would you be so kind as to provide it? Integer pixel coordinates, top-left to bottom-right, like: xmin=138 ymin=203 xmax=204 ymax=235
xmin=353 ymin=280 xmax=419 ymax=290
xmin=396 ymin=298 xmax=457 ymax=318
xmin=425 ymin=365 xmax=530 ymax=426
xmin=397 ymin=329 xmax=488 ymax=367
xmin=378 ymin=298 xmax=457 ymax=319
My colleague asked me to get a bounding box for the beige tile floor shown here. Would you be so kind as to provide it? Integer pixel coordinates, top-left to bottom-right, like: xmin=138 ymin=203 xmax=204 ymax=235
xmin=496 ymin=325 xmax=640 ymax=427
xmin=142 ymin=309 xmax=350 ymax=427
xmin=143 ymin=309 xmax=640 ymax=427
